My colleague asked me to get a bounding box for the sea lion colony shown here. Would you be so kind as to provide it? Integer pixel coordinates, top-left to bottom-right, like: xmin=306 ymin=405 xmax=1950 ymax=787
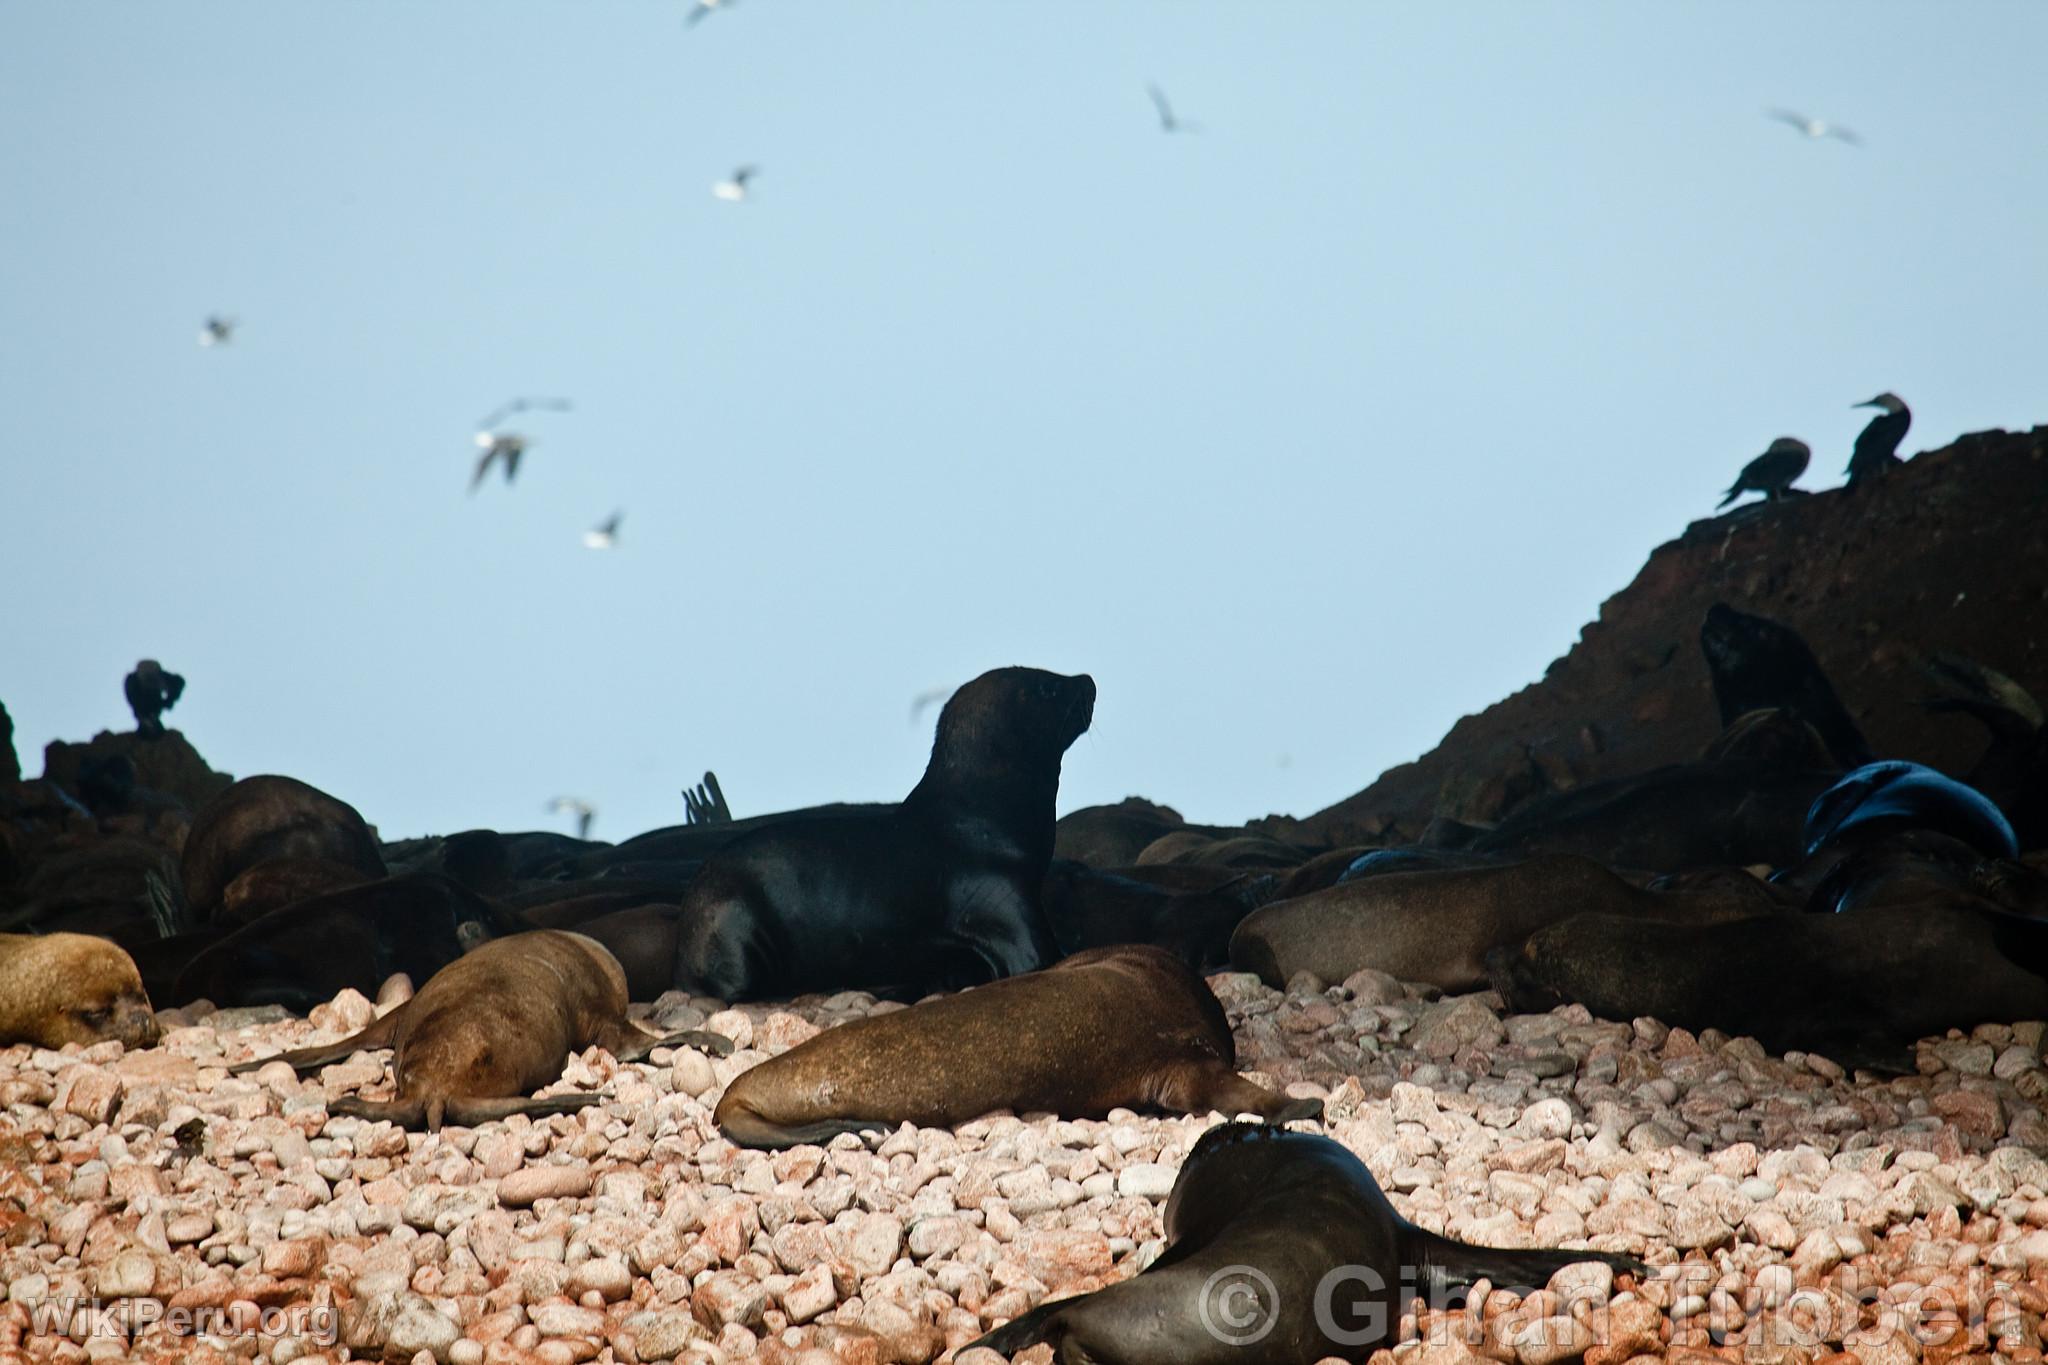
xmin=5 ymin=533 xmax=2048 ymax=1359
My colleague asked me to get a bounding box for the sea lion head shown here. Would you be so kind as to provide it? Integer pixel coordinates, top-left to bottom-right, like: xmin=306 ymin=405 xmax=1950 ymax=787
xmin=928 ymin=667 xmax=1096 ymax=779
xmin=0 ymin=933 xmax=163 ymax=1051
xmin=1482 ymin=938 xmax=1569 ymax=1016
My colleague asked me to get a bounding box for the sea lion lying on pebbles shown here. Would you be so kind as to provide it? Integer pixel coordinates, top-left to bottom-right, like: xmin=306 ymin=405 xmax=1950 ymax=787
xmin=235 ymin=930 xmax=731 ymax=1129
xmin=673 ymin=666 xmax=1091 ymax=1001
xmin=963 ymin=1121 xmax=1645 ymax=1364
xmin=1487 ymin=899 xmax=2048 ymax=1071
xmin=1231 ymin=855 xmax=1779 ymax=993
xmin=0 ymin=932 xmax=161 ymax=1050
xmin=713 ymin=944 xmax=1319 ymax=1149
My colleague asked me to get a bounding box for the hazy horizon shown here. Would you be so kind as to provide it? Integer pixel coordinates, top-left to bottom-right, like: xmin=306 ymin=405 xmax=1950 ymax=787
xmin=5 ymin=3 xmax=2045 ymax=841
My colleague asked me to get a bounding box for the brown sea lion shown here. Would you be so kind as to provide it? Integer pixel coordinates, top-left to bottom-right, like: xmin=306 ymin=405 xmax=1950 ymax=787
xmin=1231 ymin=855 xmax=1781 ymax=993
xmin=234 ymin=930 xmax=731 ymax=1129
xmin=217 ymin=856 xmax=377 ymax=928
xmin=713 ymin=944 xmax=1319 ymax=1150
xmin=1041 ymin=861 xmax=1268 ymax=971
xmin=672 ymin=667 xmax=1092 ymax=1001
xmin=181 ymin=776 xmax=386 ymax=921
xmin=964 ymin=1121 xmax=1644 ymax=1363
xmin=1053 ymin=797 xmax=1206 ymax=868
xmin=0 ymin=933 xmax=161 ymax=1050
xmin=1135 ymin=831 xmax=1311 ymax=870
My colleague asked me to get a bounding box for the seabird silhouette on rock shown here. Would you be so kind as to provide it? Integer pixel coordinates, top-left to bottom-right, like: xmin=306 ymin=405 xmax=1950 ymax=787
xmin=1717 ymin=437 xmax=1811 ymax=510
xmin=124 ymin=660 xmax=186 ymax=739
xmin=1846 ymin=393 xmax=1911 ymax=486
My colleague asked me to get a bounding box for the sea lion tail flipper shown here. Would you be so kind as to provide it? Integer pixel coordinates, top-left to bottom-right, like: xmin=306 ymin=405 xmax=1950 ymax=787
xmin=1165 ymin=1066 xmax=1323 ymax=1125
xmin=441 ymin=1093 xmax=606 ymax=1127
xmin=1418 ymin=1231 xmax=1647 ymax=1297
xmin=960 ymin=1298 xmax=1067 ymax=1359
xmin=615 ymin=1025 xmax=736 ymax=1063
xmin=714 ymin=1106 xmax=890 ymax=1152
xmin=328 ymin=1096 xmax=429 ymax=1128
xmin=229 ymin=1011 xmax=401 ymax=1076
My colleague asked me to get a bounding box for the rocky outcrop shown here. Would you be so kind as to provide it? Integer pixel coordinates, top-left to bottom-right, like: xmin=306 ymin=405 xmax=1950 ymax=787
xmin=1305 ymin=426 xmax=2048 ymax=843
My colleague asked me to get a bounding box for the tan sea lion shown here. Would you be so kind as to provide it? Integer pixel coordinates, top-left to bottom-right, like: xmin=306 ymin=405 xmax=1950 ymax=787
xmin=0 ymin=933 xmax=161 ymax=1050
xmin=234 ymin=929 xmax=731 ymax=1129
xmin=713 ymin=944 xmax=1319 ymax=1150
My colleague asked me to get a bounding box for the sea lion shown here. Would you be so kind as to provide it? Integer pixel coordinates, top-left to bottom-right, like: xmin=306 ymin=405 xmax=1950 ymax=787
xmin=123 ymin=660 xmax=185 ymax=739
xmin=1487 ymin=899 xmax=2048 ymax=1071
xmin=234 ymin=930 xmax=732 ymax=1129
xmin=1336 ymin=847 xmax=1505 ymax=884
xmin=672 ymin=666 xmax=1092 ymax=1001
xmin=0 ymin=933 xmax=161 ymax=1050
xmin=1803 ymin=760 xmax=2018 ymax=862
xmin=181 ymin=776 xmax=387 ymax=921
xmin=1135 ymin=832 xmax=1311 ymax=870
xmin=1699 ymin=603 xmax=1871 ymax=769
xmin=217 ymin=856 xmax=377 ymax=928
xmin=166 ymin=872 xmax=518 ymax=1012
xmin=1053 ymin=798 xmax=1209 ymax=868
xmin=1232 ymin=855 xmax=1780 ymax=993
xmin=1922 ymin=653 xmax=2047 ymax=849
xmin=713 ymin=945 xmax=1318 ymax=1150
xmin=1793 ymin=829 xmax=2048 ymax=918
xmin=1041 ymin=861 xmax=1269 ymax=970
xmin=964 ymin=1121 xmax=1644 ymax=1364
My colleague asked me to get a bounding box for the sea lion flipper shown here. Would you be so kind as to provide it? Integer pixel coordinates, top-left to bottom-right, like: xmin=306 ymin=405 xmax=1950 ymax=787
xmin=441 ymin=1093 xmax=605 ymax=1127
xmin=1164 ymin=1065 xmax=1323 ymax=1126
xmin=959 ymin=1297 xmax=1066 ymax=1358
xmin=1415 ymin=1229 xmax=1646 ymax=1297
xmin=613 ymin=1025 xmax=736 ymax=1063
xmin=229 ymin=1009 xmax=401 ymax=1076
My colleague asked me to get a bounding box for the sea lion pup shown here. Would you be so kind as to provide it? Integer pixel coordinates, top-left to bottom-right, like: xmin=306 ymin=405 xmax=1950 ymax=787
xmin=1487 ymin=899 xmax=2048 ymax=1072
xmin=964 ymin=1122 xmax=1645 ymax=1364
xmin=0 ymin=933 xmax=161 ymax=1050
xmin=1803 ymin=760 xmax=2018 ymax=862
xmin=181 ymin=775 xmax=386 ymax=921
xmin=1231 ymin=855 xmax=1779 ymax=993
xmin=235 ymin=930 xmax=731 ymax=1130
xmin=673 ymin=667 xmax=1093 ymax=1001
xmin=713 ymin=945 xmax=1318 ymax=1150
xmin=1700 ymin=603 xmax=1871 ymax=769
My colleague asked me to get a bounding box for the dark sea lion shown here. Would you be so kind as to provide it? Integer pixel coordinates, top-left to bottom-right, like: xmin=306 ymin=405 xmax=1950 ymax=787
xmin=572 ymin=903 xmax=683 ymax=999
xmin=217 ymin=856 xmax=377 ymax=928
xmin=673 ymin=666 xmax=1093 ymax=1001
xmin=0 ymin=932 xmax=162 ymax=1050
xmin=168 ymin=873 xmax=518 ymax=1012
xmin=1488 ymin=899 xmax=2048 ymax=1071
xmin=1053 ymin=798 xmax=1207 ymax=869
xmin=576 ymin=804 xmax=879 ymax=874
xmin=964 ymin=1122 xmax=1644 ymax=1364
xmin=1 ymin=836 xmax=177 ymax=934
xmin=1699 ymin=603 xmax=1872 ymax=769
xmin=1703 ymin=707 xmax=1838 ymax=769
xmin=714 ymin=945 xmax=1317 ymax=1150
xmin=1799 ymin=830 xmax=2048 ymax=918
xmin=234 ymin=930 xmax=731 ymax=1129
xmin=1270 ymin=846 xmax=1377 ymax=899
xmin=1232 ymin=855 xmax=1779 ymax=993
xmin=1803 ymin=760 xmax=2018 ymax=862
xmin=181 ymin=776 xmax=387 ymax=921
xmin=1471 ymin=760 xmax=1833 ymax=871
xmin=1041 ymin=861 xmax=1268 ymax=971
xmin=1135 ymin=832 xmax=1311 ymax=870
xmin=1922 ymin=654 xmax=2047 ymax=849
xmin=1336 ymin=847 xmax=1506 ymax=884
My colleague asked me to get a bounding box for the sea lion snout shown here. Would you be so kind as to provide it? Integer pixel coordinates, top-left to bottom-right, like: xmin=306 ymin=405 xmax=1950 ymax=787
xmin=111 ymin=994 xmax=163 ymax=1050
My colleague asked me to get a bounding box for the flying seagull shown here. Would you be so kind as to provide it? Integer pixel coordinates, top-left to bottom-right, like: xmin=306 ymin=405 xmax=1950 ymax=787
xmin=1845 ymin=392 xmax=1911 ymax=485
xmin=686 ymin=0 xmax=733 ymax=27
xmin=1767 ymin=109 xmax=1862 ymax=146
xmin=548 ymin=796 xmax=596 ymax=840
xmin=198 ymin=316 xmax=236 ymax=347
xmin=712 ymin=166 xmax=757 ymax=202
xmin=909 ymin=685 xmax=954 ymax=726
xmin=1147 ymin=84 xmax=1200 ymax=134
xmin=471 ymin=397 xmax=571 ymax=493
xmin=1717 ymin=436 xmax=1811 ymax=510
xmin=583 ymin=511 xmax=623 ymax=550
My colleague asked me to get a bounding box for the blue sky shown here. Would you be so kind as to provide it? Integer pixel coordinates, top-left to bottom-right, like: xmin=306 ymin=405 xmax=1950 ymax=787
xmin=4 ymin=3 xmax=2044 ymax=842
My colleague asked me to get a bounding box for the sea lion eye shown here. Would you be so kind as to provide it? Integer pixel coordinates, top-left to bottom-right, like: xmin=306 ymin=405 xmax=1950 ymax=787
xmin=79 ymin=1007 xmax=112 ymax=1026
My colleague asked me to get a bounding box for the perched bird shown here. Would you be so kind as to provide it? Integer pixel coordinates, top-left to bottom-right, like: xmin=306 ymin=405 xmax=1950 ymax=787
xmin=909 ymin=686 xmax=954 ymax=726
xmin=1717 ymin=437 xmax=1811 ymax=510
xmin=1147 ymin=84 xmax=1200 ymax=134
xmin=1767 ymin=108 xmax=1862 ymax=146
xmin=124 ymin=660 xmax=186 ymax=739
xmin=548 ymin=797 xmax=596 ymax=840
xmin=1845 ymin=393 xmax=1911 ymax=486
xmin=583 ymin=512 xmax=623 ymax=550
xmin=470 ymin=432 xmax=532 ymax=492
xmin=686 ymin=0 xmax=733 ymax=27
xmin=198 ymin=316 xmax=236 ymax=347
xmin=712 ymin=166 xmax=757 ymax=202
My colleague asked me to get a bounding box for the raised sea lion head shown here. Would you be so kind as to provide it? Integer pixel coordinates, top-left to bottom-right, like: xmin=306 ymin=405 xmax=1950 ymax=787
xmin=0 ymin=933 xmax=163 ymax=1051
xmin=925 ymin=667 xmax=1096 ymax=782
